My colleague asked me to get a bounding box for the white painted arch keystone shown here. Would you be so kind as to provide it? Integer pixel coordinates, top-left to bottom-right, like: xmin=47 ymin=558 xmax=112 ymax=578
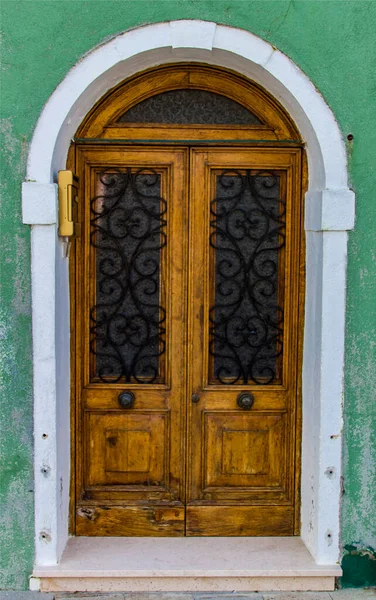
xmin=22 ymin=20 xmax=355 ymax=571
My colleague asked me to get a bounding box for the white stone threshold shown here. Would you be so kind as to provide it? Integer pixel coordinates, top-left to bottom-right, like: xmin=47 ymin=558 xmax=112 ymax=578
xmin=32 ymin=537 xmax=341 ymax=592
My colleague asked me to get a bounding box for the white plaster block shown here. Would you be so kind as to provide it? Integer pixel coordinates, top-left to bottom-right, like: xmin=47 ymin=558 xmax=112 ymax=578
xmin=78 ymin=39 xmax=120 ymax=77
xmin=31 ymin=225 xmax=59 ymax=565
xmin=214 ymin=25 xmax=273 ymax=66
xmin=305 ymin=189 xmax=355 ymax=231
xmin=170 ymin=20 xmax=216 ymax=50
xmin=321 ymin=189 xmax=355 ymax=231
xmin=116 ymin=22 xmax=172 ymax=57
xmin=22 ymin=182 xmax=57 ymax=224
xmin=301 ymin=259 xmax=322 ymax=558
xmin=314 ymin=232 xmax=348 ymax=564
xmin=301 ymin=231 xmax=347 ymax=565
xmin=29 ymin=577 xmax=41 ymax=591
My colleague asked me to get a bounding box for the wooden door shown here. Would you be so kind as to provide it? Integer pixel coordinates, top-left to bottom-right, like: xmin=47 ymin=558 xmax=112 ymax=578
xmin=73 ymin=146 xmax=188 ymax=535
xmin=186 ymin=148 xmax=303 ymax=536
xmin=72 ymin=144 xmax=303 ymax=536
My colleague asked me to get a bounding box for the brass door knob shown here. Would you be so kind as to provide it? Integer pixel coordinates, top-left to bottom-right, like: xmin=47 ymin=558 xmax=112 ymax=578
xmin=237 ymin=392 xmax=254 ymax=410
xmin=118 ymin=391 xmax=135 ymax=409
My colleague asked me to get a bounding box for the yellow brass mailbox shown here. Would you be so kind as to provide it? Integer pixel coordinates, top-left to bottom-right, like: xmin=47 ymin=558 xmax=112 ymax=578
xmin=58 ymin=170 xmax=79 ymax=237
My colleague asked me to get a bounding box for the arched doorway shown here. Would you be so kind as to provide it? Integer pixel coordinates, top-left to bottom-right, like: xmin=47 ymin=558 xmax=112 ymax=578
xmin=70 ymin=64 xmax=305 ymax=537
xmin=23 ymin=22 xmax=355 ymax=583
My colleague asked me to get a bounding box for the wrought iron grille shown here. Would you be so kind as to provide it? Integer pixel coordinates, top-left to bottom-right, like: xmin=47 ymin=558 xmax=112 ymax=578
xmin=90 ymin=168 xmax=166 ymax=383
xmin=209 ymin=170 xmax=285 ymax=385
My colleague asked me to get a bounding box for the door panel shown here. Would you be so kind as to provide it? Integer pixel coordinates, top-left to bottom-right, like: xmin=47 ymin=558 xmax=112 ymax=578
xmin=74 ymin=146 xmax=188 ymax=536
xmin=203 ymin=411 xmax=286 ymax=491
xmin=76 ymin=506 xmax=185 ymax=537
xmin=186 ymin=148 xmax=302 ymax=535
xmin=72 ymin=144 xmax=302 ymax=537
xmin=87 ymin=412 xmax=169 ymax=487
xmin=186 ymin=505 xmax=294 ymax=537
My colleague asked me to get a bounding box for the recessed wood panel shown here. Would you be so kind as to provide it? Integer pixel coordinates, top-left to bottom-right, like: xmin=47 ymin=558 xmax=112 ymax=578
xmin=87 ymin=412 xmax=168 ymax=487
xmin=105 ymin=429 xmax=151 ymax=474
xmin=222 ymin=429 xmax=268 ymax=475
xmin=186 ymin=505 xmax=294 ymax=537
xmin=204 ymin=412 xmax=285 ymax=490
xmin=76 ymin=506 xmax=185 ymax=537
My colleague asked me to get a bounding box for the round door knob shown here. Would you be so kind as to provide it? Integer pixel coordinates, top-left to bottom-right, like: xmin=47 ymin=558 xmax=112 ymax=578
xmin=237 ymin=392 xmax=254 ymax=410
xmin=118 ymin=390 xmax=135 ymax=409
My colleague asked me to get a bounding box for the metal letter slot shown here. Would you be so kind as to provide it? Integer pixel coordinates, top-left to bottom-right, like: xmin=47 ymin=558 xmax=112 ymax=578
xmin=58 ymin=170 xmax=79 ymax=237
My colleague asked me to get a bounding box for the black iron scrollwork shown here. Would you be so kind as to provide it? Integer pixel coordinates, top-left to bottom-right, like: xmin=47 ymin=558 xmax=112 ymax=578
xmin=90 ymin=168 xmax=166 ymax=384
xmin=209 ymin=170 xmax=285 ymax=385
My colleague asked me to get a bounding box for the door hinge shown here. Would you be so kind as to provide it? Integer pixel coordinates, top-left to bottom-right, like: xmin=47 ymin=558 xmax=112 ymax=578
xmin=58 ymin=170 xmax=79 ymax=237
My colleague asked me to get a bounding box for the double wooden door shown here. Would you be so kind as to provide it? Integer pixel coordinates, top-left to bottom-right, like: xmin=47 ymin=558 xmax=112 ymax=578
xmin=72 ymin=144 xmax=303 ymax=536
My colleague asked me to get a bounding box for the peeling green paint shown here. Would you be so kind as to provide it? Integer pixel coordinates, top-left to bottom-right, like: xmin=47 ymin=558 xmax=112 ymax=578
xmin=1 ymin=0 xmax=376 ymax=590
xmin=341 ymin=545 xmax=376 ymax=588
xmin=0 ymin=111 xmax=34 ymax=591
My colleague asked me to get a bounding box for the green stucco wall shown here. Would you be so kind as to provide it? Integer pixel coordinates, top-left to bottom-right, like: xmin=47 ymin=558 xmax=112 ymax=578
xmin=1 ymin=0 xmax=375 ymax=590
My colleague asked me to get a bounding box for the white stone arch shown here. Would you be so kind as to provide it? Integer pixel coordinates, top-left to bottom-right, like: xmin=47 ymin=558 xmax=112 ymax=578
xmin=22 ymin=20 xmax=355 ymax=571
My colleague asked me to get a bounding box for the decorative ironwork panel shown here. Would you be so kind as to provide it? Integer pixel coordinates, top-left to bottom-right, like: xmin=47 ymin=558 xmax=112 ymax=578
xmin=118 ymin=90 xmax=262 ymax=125
xmin=90 ymin=168 xmax=166 ymax=383
xmin=209 ymin=170 xmax=285 ymax=385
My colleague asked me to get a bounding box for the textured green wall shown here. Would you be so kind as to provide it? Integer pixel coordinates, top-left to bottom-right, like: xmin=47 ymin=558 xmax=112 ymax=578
xmin=1 ymin=0 xmax=375 ymax=590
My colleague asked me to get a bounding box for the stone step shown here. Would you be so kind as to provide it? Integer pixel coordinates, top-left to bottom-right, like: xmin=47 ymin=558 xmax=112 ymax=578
xmin=1 ymin=587 xmax=376 ymax=599
xmin=31 ymin=537 xmax=341 ymax=593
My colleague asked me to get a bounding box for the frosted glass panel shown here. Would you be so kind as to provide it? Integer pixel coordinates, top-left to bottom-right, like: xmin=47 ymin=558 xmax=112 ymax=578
xmin=118 ymin=90 xmax=262 ymax=125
